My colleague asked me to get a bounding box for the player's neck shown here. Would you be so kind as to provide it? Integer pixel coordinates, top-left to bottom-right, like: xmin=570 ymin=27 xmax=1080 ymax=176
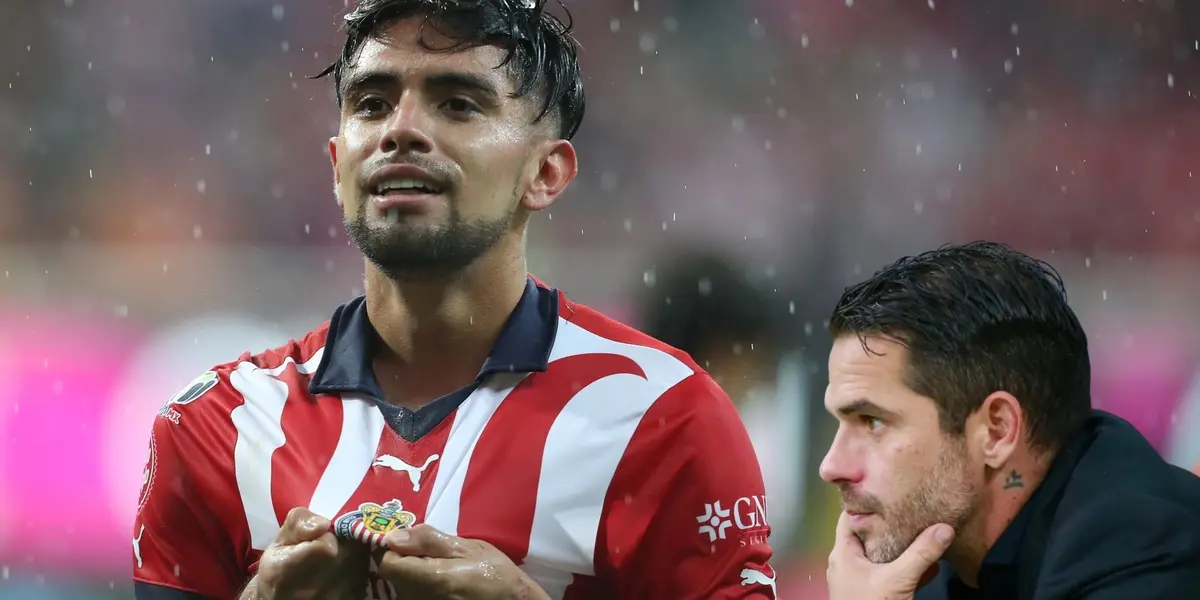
xmin=947 ymin=450 xmax=1048 ymax=588
xmin=363 ymin=239 xmax=528 ymax=406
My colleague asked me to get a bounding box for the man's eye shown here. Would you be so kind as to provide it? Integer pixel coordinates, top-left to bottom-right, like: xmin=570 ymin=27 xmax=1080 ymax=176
xmin=441 ymin=97 xmax=479 ymax=114
xmin=864 ymin=416 xmax=885 ymax=432
xmin=355 ymin=97 xmax=389 ymax=115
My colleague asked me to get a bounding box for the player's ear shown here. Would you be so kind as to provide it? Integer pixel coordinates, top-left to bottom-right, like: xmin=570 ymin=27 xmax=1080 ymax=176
xmin=521 ymin=139 xmax=576 ymax=212
xmin=968 ymin=391 xmax=1022 ymax=469
xmin=329 ymin=137 xmax=343 ymax=208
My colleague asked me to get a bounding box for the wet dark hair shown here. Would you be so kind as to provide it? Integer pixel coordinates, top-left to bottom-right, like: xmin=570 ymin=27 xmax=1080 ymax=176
xmin=316 ymin=0 xmax=585 ymax=139
xmin=829 ymin=241 xmax=1092 ymax=452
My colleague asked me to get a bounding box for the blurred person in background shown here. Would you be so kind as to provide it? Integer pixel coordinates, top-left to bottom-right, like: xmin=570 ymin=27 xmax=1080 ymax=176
xmin=819 ymin=242 xmax=1200 ymax=600
xmin=131 ymin=1 xmax=774 ymax=599
xmin=640 ymin=249 xmax=808 ymax=555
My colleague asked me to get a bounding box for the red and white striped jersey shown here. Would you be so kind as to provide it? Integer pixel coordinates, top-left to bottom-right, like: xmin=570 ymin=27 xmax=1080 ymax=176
xmin=133 ymin=278 xmax=775 ymax=599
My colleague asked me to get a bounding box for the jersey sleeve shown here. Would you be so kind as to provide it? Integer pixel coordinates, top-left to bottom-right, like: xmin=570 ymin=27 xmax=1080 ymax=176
xmin=133 ymin=370 xmax=248 ymax=599
xmin=601 ymin=373 xmax=777 ymax=599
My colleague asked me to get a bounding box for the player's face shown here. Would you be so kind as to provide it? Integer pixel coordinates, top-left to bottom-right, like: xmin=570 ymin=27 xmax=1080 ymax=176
xmin=820 ymin=335 xmax=980 ymax=563
xmin=329 ymin=17 xmax=574 ymax=275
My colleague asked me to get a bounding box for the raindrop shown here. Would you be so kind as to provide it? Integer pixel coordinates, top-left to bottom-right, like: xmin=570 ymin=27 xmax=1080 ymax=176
xmin=89 ymin=169 xmax=93 ymax=178
xmin=64 ymin=0 xmax=74 ymax=6
xmin=1101 ymin=290 xmax=1108 ymax=300
xmin=328 ymin=226 xmax=339 ymax=238
xmin=663 ymin=18 xmax=678 ymax=33
xmin=205 ymin=144 xmax=211 ymax=155
xmin=1084 ymin=257 xmax=1092 ymax=268
xmin=271 ymin=4 xmax=285 ymax=21
xmin=915 ymin=144 xmax=923 ymax=155
xmin=928 ymin=0 xmax=935 ymax=7
xmin=610 ymin=18 xmax=620 ymax=33
xmin=196 ymin=180 xmax=206 ymax=194
xmin=633 ymin=0 xmax=639 ymax=11
xmin=304 ymin=224 xmax=311 ymax=235
xmin=1168 ymin=73 xmax=1175 ymax=89
xmin=638 ymin=33 xmax=657 ymax=53
xmin=845 ymin=0 xmax=854 ymax=6
xmin=731 ymin=116 xmax=746 ymax=132
xmin=623 ymin=219 xmax=632 ymax=232
xmin=282 ymin=41 xmax=290 ymax=52
xmin=800 ymin=34 xmax=809 ymax=48
xmin=1004 ymin=59 xmax=1013 ymax=74
xmin=914 ymin=201 xmax=924 ymax=214
xmin=271 ymin=183 xmax=285 ymax=199
xmin=698 ymin=277 xmax=713 ymax=296
xmin=804 ymin=322 xmax=813 ymax=335
xmin=114 ymin=305 xmax=129 ymax=318
xmin=193 ymin=225 xmax=203 ymax=239
xmin=788 ymin=301 xmax=796 ymax=315
xmin=1011 ymin=23 xmax=1019 ymax=35
xmin=951 ymin=47 xmax=958 ymax=59
xmin=643 ymin=269 xmax=657 ymax=287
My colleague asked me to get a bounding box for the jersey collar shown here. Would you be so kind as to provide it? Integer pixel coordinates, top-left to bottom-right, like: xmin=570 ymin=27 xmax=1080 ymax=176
xmin=309 ymin=276 xmax=559 ymax=398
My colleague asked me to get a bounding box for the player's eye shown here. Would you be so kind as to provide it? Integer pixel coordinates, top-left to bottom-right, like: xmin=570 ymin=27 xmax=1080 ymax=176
xmin=440 ymin=96 xmax=480 ymax=115
xmin=354 ymin=96 xmax=390 ymax=116
xmin=862 ymin=416 xmax=885 ymax=432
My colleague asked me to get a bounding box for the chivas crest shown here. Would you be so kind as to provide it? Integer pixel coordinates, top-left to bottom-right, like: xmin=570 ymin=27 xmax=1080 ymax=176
xmin=333 ymin=499 xmax=417 ymax=549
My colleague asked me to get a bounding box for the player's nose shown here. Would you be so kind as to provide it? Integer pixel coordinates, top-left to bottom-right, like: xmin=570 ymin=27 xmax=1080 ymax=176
xmin=379 ymin=90 xmax=434 ymax=155
xmin=819 ymin=430 xmax=863 ymax=484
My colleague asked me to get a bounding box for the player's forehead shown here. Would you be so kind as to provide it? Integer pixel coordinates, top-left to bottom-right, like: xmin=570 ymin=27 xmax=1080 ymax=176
xmin=348 ymin=17 xmax=514 ymax=94
xmin=824 ymin=335 xmax=918 ymax=416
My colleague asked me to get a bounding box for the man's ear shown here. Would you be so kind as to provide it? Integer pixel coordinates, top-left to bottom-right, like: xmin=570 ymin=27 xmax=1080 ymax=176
xmin=521 ymin=139 xmax=577 ymax=212
xmin=966 ymin=391 xmax=1023 ymax=469
xmin=329 ymin=137 xmax=343 ymax=208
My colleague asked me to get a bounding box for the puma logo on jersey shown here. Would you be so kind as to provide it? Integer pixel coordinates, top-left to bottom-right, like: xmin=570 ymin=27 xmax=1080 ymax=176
xmin=373 ymin=454 xmax=439 ymax=492
xmin=133 ymin=524 xmax=145 ymax=569
xmin=740 ymin=567 xmax=776 ymax=597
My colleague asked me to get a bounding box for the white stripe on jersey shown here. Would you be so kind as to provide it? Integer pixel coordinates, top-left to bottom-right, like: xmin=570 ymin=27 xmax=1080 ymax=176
xmin=523 ymin=319 xmax=694 ymax=583
xmin=231 ymin=350 xmax=325 ymax=550
xmin=423 ymin=372 xmax=530 ymax=533
xmin=308 ymin=392 xmax=386 ymax=519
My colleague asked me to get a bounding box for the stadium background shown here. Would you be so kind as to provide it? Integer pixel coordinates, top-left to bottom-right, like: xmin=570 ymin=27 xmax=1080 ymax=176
xmin=3 ymin=0 xmax=1200 ymax=597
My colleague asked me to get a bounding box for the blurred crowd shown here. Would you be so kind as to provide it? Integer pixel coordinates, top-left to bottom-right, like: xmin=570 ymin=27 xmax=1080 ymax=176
xmin=2 ymin=0 xmax=1200 ymax=597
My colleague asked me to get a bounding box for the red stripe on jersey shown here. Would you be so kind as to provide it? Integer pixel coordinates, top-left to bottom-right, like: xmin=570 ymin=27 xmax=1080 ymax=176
xmin=269 ymin=377 xmax=342 ymax=527
xmin=456 ymin=354 xmax=646 ymax=562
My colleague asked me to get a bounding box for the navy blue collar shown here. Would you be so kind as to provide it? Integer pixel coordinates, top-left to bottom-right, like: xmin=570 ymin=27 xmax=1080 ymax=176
xmin=309 ymin=276 xmax=559 ymax=398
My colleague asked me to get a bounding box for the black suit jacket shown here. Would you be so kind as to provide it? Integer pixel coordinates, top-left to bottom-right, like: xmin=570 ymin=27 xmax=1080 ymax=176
xmin=918 ymin=410 xmax=1200 ymax=600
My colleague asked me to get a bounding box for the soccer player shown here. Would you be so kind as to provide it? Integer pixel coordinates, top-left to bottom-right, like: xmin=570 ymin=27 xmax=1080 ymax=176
xmin=818 ymin=242 xmax=1200 ymax=599
xmin=131 ymin=1 xmax=774 ymax=599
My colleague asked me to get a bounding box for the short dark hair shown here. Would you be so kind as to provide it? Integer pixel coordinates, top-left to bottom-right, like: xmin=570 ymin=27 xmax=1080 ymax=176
xmin=316 ymin=0 xmax=585 ymax=140
xmin=641 ymin=251 xmax=780 ymax=362
xmin=828 ymin=241 xmax=1091 ymax=452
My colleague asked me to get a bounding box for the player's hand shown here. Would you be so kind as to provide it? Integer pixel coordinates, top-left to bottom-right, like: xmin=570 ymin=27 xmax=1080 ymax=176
xmin=248 ymin=507 xmax=371 ymax=600
xmin=826 ymin=511 xmax=954 ymax=600
xmin=375 ymin=524 xmax=550 ymax=600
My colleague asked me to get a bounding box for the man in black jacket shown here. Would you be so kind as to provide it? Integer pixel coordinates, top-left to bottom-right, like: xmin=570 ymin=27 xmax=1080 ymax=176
xmin=818 ymin=241 xmax=1200 ymax=600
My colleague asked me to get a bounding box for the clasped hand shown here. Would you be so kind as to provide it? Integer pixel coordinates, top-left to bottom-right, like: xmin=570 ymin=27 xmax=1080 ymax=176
xmin=249 ymin=507 xmax=547 ymax=600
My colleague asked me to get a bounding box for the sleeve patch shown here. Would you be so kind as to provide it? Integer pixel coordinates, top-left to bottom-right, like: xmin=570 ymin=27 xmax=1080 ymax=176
xmin=167 ymin=371 xmax=219 ymax=406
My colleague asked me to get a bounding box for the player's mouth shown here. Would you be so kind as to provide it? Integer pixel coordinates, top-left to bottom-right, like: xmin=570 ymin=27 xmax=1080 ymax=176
xmin=365 ymin=165 xmax=448 ymax=221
